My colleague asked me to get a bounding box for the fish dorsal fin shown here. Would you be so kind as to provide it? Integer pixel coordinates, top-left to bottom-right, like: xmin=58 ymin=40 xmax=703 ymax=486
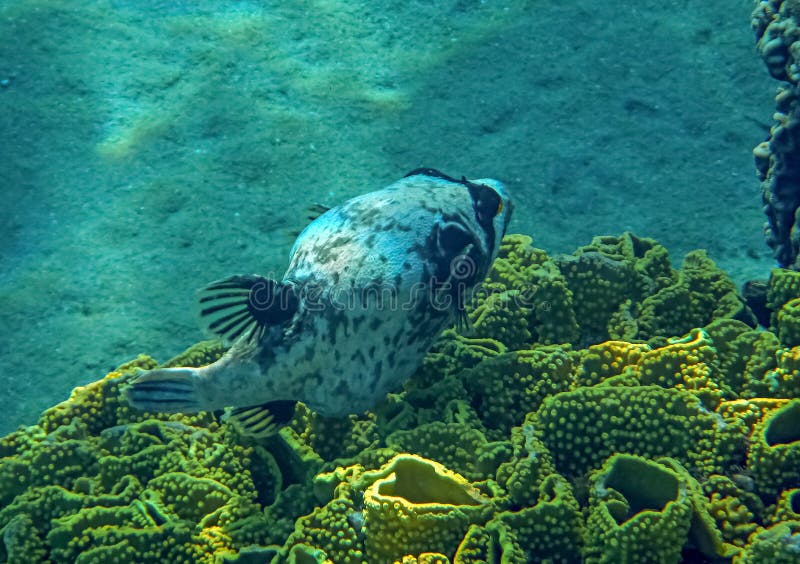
xmin=306 ymin=202 xmax=331 ymax=222
xmin=287 ymin=202 xmax=332 ymax=238
xmin=197 ymin=275 xmax=299 ymax=344
xmin=403 ymin=168 xmax=460 ymax=183
xmin=223 ymin=400 xmax=298 ymax=439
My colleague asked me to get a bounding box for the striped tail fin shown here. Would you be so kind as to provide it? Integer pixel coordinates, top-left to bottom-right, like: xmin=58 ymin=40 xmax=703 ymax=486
xmin=124 ymin=368 xmax=205 ymax=413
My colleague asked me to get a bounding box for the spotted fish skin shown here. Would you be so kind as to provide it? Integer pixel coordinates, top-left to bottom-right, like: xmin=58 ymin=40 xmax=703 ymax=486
xmin=126 ymin=170 xmax=513 ymax=418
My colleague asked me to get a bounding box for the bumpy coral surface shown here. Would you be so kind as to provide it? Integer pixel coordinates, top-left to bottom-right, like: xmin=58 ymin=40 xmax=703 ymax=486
xmin=752 ymin=0 xmax=800 ymax=268
xmin=1 ymin=234 xmax=799 ymax=563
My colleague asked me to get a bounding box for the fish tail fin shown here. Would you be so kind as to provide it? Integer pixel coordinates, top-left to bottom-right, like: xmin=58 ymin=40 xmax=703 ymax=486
xmin=124 ymin=367 xmax=206 ymax=413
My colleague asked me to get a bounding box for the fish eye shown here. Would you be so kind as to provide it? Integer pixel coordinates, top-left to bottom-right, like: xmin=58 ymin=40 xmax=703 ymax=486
xmin=467 ymin=180 xmax=504 ymax=225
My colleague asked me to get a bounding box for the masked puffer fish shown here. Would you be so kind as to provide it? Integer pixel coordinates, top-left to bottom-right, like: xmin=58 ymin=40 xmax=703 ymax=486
xmin=125 ymin=168 xmax=513 ymax=436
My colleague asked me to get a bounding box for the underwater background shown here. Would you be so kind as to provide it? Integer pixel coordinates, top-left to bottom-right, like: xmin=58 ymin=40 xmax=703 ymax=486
xmin=7 ymin=1 xmax=800 ymax=563
xmin=0 ymin=0 xmax=774 ymax=435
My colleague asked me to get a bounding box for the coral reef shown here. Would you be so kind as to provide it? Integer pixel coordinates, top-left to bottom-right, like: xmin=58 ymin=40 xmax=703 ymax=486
xmin=752 ymin=0 xmax=800 ymax=268
xmin=467 ymin=232 xmax=753 ymax=348
xmin=584 ymin=454 xmax=695 ymax=563
xmin=1 ymin=234 xmax=799 ymax=563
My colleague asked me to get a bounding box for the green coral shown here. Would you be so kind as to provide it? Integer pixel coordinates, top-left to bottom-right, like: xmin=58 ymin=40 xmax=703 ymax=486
xmin=469 ymin=232 xmax=753 ymax=350
xmin=554 ymin=233 xmax=754 ymax=344
xmin=3 ymin=232 xmax=800 ymax=562
xmin=636 ymin=250 xmax=754 ymax=339
xmin=289 ymin=402 xmax=380 ymax=462
xmin=748 ymin=346 xmax=800 ymax=399
xmin=46 ymin=505 xmax=200 ymax=562
xmin=469 ymin=290 xmax=532 ymax=351
xmin=767 ymin=268 xmax=800 ymax=327
xmin=575 ymin=340 xmax=647 ymax=387
xmin=736 ymin=521 xmax=800 ymax=563
xmin=386 ymin=421 xmax=504 ymax=482
xmin=557 ymin=239 xmax=653 ymax=343
xmin=583 ymin=455 xmax=694 ymax=563
xmin=0 ymin=351 xmax=277 ymax=563
xmin=524 ymin=258 xmax=581 ymax=345
xmin=749 ymin=399 xmax=800 ymax=497
xmin=494 ymin=414 xmax=555 ymax=508
xmin=296 ymin=455 xmax=492 ymax=563
xmin=489 ymin=473 xmax=583 ymax=562
xmin=461 ymin=347 xmax=577 ymax=438
xmin=0 ymin=514 xmax=46 ymax=563
xmin=717 ymin=397 xmax=788 ymax=438
xmin=452 ymin=524 xmax=492 ymax=563
xmin=286 ymin=543 xmax=331 ymax=563
xmin=422 ymin=331 xmax=507 ymax=380
xmin=283 ymin=483 xmax=364 ymax=563
xmin=701 ymin=474 xmax=763 ymax=549
xmin=776 ymin=298 xmax=800 ymax=346
xmin=468 ymin=234 xmax=579 ymax=346
xmin=534 ymin=384 xmax=741 ymax=477
xmin=768 ymin=488 xmax=800 ymax=524
xmin=395 ymin=554 xmax=450 ymax=564
xmin=704 ymin=319 xmax=780 ymax=395
xmin=161 ymin=339 xmax=228 ymax=368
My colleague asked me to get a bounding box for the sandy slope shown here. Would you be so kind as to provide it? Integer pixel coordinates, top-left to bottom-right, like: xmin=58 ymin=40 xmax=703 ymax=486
xmin=0 ymin=0 xmax=775 ymax=434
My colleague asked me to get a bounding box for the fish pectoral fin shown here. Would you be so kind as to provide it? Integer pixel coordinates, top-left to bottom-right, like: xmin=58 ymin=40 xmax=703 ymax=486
xmin=124 ymin=368 xmax=204 ymax=413
xmin=222 ymin=400 xmax=298 ymax=439
xmin=196 ymin=275 xmax=299 ymax=344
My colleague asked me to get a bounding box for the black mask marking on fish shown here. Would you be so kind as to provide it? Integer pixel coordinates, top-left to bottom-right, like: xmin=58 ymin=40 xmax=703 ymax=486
xmin=465 ymin=179 xmax=502 ymax=258
xmin=405 ymin=168 xmax=504 ymax=259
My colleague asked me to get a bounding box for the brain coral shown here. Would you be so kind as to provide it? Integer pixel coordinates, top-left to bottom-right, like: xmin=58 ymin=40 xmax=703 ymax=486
xmin=0 ymin=233 xmax=798 ymax=564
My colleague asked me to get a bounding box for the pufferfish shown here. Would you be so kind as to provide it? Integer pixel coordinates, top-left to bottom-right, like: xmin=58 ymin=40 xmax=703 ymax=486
xmin=125 ymin=168 xmax=513 ymax=435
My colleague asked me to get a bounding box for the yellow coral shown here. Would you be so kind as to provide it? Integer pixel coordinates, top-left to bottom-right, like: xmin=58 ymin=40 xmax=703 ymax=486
xmin=717 ymin=398 xmax=789 ymax=433
xmin=535 ymin=385 xmax=741 ymax=476
xmin=634 ymin=328 xmax=728 ymax=409
xmin=576 ymin=340 xmax=648 ymax=387
xmin=395 ymin=554 xmax=450 ymax=564
xmin=360 ymin=455 xmax=491 ymax=562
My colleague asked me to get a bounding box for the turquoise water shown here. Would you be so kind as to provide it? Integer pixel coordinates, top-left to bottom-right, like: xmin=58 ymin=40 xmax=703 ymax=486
xmin=0 ymin=0 xmax=773 ymax=434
